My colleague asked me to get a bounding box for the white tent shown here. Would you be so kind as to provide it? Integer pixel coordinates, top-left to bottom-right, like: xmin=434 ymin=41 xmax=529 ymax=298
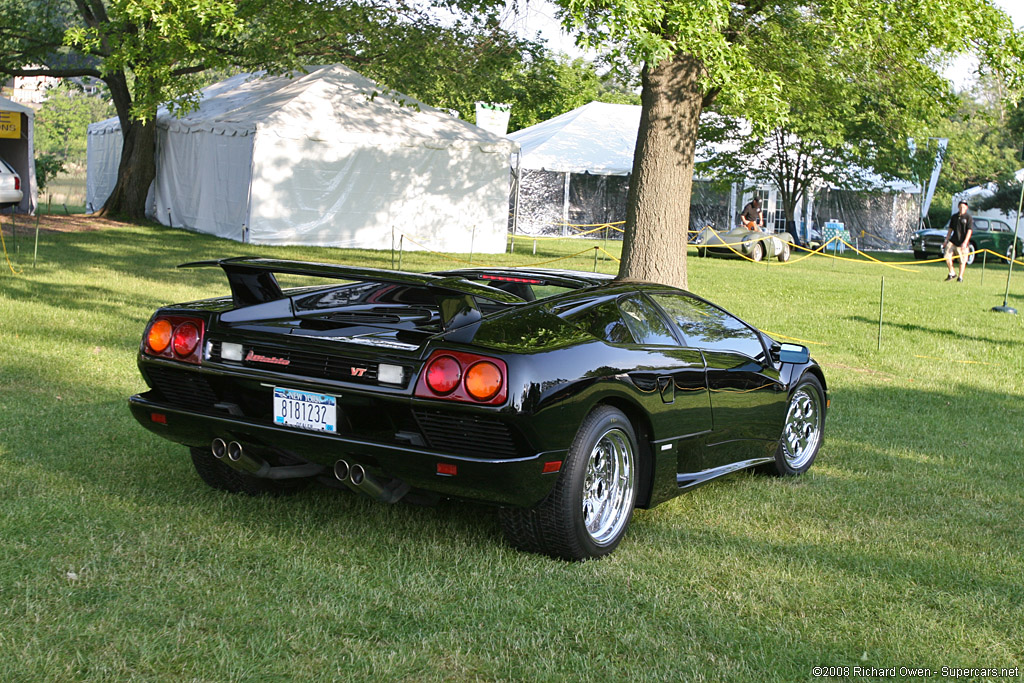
xmin=512 ymin=102 xmax=640 ymax=175
xmin=87 ymin=66 xmax=517 ymax=253
xmin=0 ymin=96 xmax=38 ymax=214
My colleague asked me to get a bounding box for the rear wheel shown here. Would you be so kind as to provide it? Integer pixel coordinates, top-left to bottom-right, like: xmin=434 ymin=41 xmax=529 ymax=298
xmin=1007 ymin=243 xmax=1020 ymax=263
xmin=777 ymin=241 xmax=791 ymax=262
xmin=189 ymin=447 xmax=307 ymax=496
xmin=696 ymin=247 xmax=707 ymax=258
xmin=500 ymin=406 xmax=638 ymax=560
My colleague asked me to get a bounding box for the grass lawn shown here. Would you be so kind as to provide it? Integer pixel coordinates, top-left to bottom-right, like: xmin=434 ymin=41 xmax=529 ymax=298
xmin=1 ymin=219 xmax=1022 ymax=681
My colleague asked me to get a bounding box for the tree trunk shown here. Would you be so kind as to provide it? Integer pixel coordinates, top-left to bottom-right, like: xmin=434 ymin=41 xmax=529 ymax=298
xmin=95 ymin=72 xmax=156 ymax=220
xmin=617 ymin=54 xmax=705 ymax=289
xmin=97 ymin=118 xmax=156 ymax=220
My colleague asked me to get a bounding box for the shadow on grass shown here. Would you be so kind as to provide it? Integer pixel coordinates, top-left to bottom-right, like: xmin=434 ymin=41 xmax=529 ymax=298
xmin=844 ymin=314 xmax=1018 ymax=346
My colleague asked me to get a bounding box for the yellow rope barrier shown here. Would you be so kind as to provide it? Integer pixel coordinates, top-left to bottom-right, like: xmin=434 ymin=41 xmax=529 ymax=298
xmin=401 ymin=232 xmax=603 ymax=269
xmin=759 ymin=329 xmax=827 ymax=346
xmin=913 ymin=354 xmax=990 ymax=366
xmin=836 ymin=238 xmax=918 ymax=273
xmin=0 ymin=216 xmax=23 ymax=275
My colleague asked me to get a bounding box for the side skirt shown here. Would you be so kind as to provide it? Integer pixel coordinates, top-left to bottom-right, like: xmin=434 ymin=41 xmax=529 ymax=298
xmin=676 ymin=456 xmax=775 ymax=491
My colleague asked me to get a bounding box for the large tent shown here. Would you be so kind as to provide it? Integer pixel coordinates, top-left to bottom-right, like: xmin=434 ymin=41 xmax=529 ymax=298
xmin=87 ymin=65 xmax=517 ymax=253
xmin=509 ymin=101 xmax=919 ymax=248
xmin=0 ymin=96 xmax=37 ymax=214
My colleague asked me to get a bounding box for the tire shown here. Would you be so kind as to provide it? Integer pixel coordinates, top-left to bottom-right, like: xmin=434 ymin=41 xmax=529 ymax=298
xmin=1006 ymin=243 xmax=1020 ymax=263
xmin=965 ymin=242 xmax=976 ymax=266
xmin=777 ymin=241 xmax=791 ymax=262
xmin=913 ymin=250 xmax=926 ymax=260
xmin=749 ymin=241 xmax=764 ymax=262
xmin=499 ymin=406 xmax=639 ymax=560
xmin=189 ymin=446 xmax=308 ymax=496
xmin=696 ymin=247 xmax=707 ymax=258
xmin=762 ymin=374 xmax=825 ymax=477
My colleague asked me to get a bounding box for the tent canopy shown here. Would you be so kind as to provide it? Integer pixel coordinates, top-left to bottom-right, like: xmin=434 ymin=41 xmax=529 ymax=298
xmin=0 ymin=95 xmax=37 ymax=214
xmin=87 ymin=65 xmax=517 ymax=253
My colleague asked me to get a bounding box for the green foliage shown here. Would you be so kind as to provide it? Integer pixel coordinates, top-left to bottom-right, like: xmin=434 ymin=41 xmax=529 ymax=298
xmin=34 ymin=83 xmax=114 ymax=167
xmin=33 ymin=153 xmax=66 ymax=192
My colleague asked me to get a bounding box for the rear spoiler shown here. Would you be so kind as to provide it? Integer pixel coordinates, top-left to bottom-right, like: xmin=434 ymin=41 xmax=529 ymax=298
xmin=179 ymin=257 xmax=525 ymax=330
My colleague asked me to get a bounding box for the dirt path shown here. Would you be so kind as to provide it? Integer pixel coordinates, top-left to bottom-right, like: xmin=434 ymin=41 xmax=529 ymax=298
xmin=0 ymin=213 xmax=127 ymax=235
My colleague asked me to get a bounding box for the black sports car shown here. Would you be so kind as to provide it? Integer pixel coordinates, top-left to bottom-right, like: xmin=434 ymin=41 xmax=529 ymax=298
xmin=129 ymin=258 xmax=828 ymax=560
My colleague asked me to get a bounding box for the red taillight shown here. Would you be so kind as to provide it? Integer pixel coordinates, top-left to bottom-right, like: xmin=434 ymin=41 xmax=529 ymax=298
xmin=143 ymin=316 xmax=204 ymax=364
xmin=14 ymin=177 xmax=20 ymax=191
xmin=172 ymin=322 xmax=200 ymax=357
xmin=425 ymin=355 xmax=461 ymax=395
xmin=414 ymin=350 xmax=508 ymax=405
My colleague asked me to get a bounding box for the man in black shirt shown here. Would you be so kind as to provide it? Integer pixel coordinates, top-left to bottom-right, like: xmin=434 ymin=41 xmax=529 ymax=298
xmin=741 ymin=197 xmax=763 ymax=231
xmin=942 ymin=200 xmax=974 ymax=282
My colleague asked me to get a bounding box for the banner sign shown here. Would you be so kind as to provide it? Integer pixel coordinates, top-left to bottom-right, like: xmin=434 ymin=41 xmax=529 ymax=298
xmin=0 ymin=111 xmax=21 ymax=139
xmin=475 ymin=102 xmax=511 ymax=137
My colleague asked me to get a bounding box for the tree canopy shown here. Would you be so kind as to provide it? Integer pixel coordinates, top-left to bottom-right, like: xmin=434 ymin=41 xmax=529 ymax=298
xmin=0 ymin=0 xmax=533 ymax=217
xmin=554 ymin=0 xmax=1024 ymax=288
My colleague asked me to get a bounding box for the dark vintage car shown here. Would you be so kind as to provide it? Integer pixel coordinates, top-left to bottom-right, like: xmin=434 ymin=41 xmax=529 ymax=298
xmin=129 ymin=258 xmax=828 ymax=560
xmin=911 ymin=216 xmax=1023 ymax=264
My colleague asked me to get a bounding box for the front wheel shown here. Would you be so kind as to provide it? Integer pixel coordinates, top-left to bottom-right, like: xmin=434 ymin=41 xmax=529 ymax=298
xmin=761 ymin=374 xmax=826 ymax=477
xmin=749 ymin=240 xmax=765 ymax=262
xmin=499 ymin=406 xmax=638 ymax=560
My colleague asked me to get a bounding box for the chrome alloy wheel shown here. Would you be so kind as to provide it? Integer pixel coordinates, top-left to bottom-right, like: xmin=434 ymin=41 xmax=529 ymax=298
xmin=781 ymin=385 xmax=823 ymax=470
xmin=582 ymin=427 xmax=635 ymax=546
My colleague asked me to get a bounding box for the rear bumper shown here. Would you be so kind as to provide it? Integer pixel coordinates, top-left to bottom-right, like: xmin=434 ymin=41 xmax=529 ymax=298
xmin=129 ymin=393 xmax=564 ymax=507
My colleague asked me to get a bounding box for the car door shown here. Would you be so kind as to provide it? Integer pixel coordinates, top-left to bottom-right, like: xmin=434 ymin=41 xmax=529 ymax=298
xmin=609 ymin=295 xmax=713 ymax=468
xmin=649 ymin=292 xmax=787 ymax=470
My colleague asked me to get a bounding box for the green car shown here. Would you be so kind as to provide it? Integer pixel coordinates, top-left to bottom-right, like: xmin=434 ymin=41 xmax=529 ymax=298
xmin=911 ymin=216 xmax=1023 ymax=264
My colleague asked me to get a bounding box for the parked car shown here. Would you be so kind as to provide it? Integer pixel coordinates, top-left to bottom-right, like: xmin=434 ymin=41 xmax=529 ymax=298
xmin=911 ymin=217 xmax=1023 ymax=263
xmin=693 ymin=225 xmax=794 ymax=261
xmin=0 ymin=156 xmax=22 ymax=209
xmin=129 ymin=259 xmax=828 ymax=560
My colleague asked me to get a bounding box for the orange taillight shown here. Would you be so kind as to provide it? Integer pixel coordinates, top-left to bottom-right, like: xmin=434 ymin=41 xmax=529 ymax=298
xmin=464 ymin=361 xmax=502 ymax=401
xmin=147 ymin=319 xmax=173 ymax=353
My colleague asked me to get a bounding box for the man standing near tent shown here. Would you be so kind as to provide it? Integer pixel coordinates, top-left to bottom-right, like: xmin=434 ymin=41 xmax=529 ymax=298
xmin=740 ymin=197 xmax=763 ymax=231
xmin=942 ymin=200 xmax=973 ymax=282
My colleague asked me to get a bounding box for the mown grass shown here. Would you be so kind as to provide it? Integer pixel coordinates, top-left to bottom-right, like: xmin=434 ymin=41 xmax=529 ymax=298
xmin=1 ymin=222 xmax=1022 ymax=681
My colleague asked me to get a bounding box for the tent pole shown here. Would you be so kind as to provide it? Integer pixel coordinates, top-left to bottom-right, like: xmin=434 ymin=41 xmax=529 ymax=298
xmin=562 ymin=173 xmax=570 ymax=237
xmin=511 ymin=152 xmax=521 ymax=253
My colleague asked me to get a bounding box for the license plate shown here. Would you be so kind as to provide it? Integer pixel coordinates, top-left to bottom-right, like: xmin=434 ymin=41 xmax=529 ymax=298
xmin=273 ymin=388 xmax=336 ymax=433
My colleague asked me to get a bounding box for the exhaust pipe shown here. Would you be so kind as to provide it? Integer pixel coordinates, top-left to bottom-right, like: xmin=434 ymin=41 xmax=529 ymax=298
xmin=333 ymin=459 xmax=350 ymax=482
xmin=210 ymin=437 xmax=324 ymax=480
xmin=227 ymin=441 xmax=245 ymax=462
xmin=211 ymin=438 xmax=227 ymax=459
xmin=348 ymin=464 xmax=409 ymax=504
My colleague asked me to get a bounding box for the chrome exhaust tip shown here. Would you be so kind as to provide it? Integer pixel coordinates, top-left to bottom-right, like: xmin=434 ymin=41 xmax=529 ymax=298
xmin=333 ymin=459 xmax=350 ymax=482
xmin=227 ymin=441 xmax=244 ymax=462
xmin=211 ymin=438 xmax=227 ymax=459
xmin=350 ymin=463 xmax=366 ymax=485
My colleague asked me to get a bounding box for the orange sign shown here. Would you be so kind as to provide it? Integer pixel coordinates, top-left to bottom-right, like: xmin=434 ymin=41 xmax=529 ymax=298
xmin=0 ymin=111 xmax=21 ymax=139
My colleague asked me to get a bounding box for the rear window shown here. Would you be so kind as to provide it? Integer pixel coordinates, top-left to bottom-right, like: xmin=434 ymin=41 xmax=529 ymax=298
xmin=562 ymin=300 xmax=634 ymax=344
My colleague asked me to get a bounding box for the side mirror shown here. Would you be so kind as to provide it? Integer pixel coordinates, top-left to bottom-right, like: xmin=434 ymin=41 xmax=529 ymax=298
xmin=776 ymin=343 xmax=810 ymax=364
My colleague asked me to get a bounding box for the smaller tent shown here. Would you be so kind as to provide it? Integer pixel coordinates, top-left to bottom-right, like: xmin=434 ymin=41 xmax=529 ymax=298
xmin=87 ymin=66 xmax=517 ymax=253
xmin=509 ymin=101 xmax=919 ymax=246
xmin=0 ymin=96 xmax=37 ymax=214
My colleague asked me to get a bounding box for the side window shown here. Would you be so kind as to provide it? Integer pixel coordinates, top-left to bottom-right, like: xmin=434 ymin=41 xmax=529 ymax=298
xmin=562 ymin=300 xmax=635 ymax=345
xmin=651 ymin=293 xmax=765 ymax=360
xmin=991 ymin=220 xmax=1010 ymax=233
xmin=974 ymin=219 xmax=988 ymax=230
xmin=618 ymin=296 xmax=678 ymax=346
